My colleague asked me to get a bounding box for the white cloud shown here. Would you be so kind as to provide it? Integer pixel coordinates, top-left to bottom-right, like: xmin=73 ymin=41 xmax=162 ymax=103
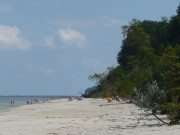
xmin=58 ymin=28 xmax=86 ymax=48
xmin=0 ymin=25 xmax=31 ymax=51
xmin=38 ymin=67 xmax=56 ymax=75
xmin=42 ymin=36 xmax=56 ymax=49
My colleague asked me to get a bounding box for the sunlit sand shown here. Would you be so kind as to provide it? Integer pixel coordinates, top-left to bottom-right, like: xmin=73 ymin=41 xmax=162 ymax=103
xmin=0 ymin=98 xmax=179 ymax=135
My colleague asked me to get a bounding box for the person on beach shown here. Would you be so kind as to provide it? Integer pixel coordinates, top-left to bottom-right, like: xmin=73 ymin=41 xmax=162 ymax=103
xmin=118 ymin=97 xmax=120 ymax=102
xmin=36 ymin=99 xmax=38 ymax=103
xmin=116 ymin=95 xmax=120 ymax=102
xmin=11 ymin=100 xmax=13 ymax=105
xmin=68 ymin=97 xmax=72 ymax=101
xmin=107 ymin=97 xmax=112 ymax=103
xmin=12 ymin=100 xmax=15 ymax=105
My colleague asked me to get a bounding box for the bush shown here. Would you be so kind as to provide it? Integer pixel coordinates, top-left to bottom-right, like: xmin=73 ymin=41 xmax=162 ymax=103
xmin=134 ymin=80 xmax=167 ymax=113
xmin=161 ymin=103 xmax=180 ymax=124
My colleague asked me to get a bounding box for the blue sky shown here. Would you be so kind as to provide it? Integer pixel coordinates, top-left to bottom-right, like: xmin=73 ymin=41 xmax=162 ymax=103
xmin=0 ymin=0 xmax=179 ymax=96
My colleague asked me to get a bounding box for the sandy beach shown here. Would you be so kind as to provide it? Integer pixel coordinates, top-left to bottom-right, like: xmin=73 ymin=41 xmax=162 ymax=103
xmin=0 ymin=98 xmax=179 ymax=135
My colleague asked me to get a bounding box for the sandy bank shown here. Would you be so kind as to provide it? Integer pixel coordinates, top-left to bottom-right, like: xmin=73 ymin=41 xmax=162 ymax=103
xmin=0 ymin=98 xmax=179 ymax=135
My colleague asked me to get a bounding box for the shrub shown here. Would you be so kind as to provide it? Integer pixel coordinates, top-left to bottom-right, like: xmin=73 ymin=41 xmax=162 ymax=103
xmin=134 ymin=80 xmax=167 ymax=113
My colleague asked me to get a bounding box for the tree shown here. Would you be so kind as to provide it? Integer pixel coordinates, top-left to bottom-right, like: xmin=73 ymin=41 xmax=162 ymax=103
xmin=175 ymin=45 xmax=180 ymax=61
xmin=117 ymin=19 xmax=150 ymax=70
xmin=142 ymin=19 xmax=169 ymax=55
xmin=168 ymin=4 xmax=180 ymax=45
xmin=88 ymin=73 xmax=107 ymax=85
xmin=134 ymin=81 xmax=168 ymax=124
xmin=161 ymin=46 xmax=180 ymax=124
xmin=162 ymin=46 xmax=180 ymax=103
xmin=176 ymin=3 xmax=180 ymax=16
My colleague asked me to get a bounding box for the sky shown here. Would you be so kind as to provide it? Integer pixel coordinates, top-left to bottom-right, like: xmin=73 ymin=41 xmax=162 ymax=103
xmin=0 ymin=0 xmax=179 ymax=96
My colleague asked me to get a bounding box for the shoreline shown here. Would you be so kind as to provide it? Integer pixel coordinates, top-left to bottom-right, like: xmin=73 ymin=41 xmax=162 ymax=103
xmin=0 ymin=96 xmax=77 ymax=111
xmin=0 ymin=98 xmax=179 ymax=135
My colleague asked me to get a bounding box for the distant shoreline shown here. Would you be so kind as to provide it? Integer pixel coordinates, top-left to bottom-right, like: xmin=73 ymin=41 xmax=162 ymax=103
xmin=0 ymin=96 xmax=79 ymax=111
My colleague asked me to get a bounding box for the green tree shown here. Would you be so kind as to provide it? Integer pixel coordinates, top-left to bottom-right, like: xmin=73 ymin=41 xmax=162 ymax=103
xmin=176 ymin=3 xmax=180 ymax=16
xmin=162 ymin=46 xmax=180 ymax=103
xmin=117 ymin=19 xmax=150 ymax=70
xmin=142 ymin=18 xmax=169 ymax=55
xmin=175 ymin=45 xmax=180 ymax=61
xmin=168 ymin=4 xmax=180 ymax=45
xmin=161 ymin=46 xmax=180 ymax=124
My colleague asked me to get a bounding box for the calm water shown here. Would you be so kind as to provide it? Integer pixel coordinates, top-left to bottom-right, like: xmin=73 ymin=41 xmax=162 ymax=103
xmin=0 ymin=96 xmax=54 ymax=110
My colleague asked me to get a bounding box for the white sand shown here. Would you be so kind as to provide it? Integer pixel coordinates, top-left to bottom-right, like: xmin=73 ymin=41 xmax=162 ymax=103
xmin=0 ymin=98 xmax=179 ymax=135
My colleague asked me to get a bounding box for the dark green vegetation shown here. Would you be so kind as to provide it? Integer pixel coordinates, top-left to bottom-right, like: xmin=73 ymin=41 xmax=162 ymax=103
xmin=83 ymin=4 xmax=180 ymax=124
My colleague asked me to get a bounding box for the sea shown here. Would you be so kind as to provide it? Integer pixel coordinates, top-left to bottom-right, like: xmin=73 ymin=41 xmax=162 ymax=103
xmin=0 ymin=96 xmax=61 ymax=110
